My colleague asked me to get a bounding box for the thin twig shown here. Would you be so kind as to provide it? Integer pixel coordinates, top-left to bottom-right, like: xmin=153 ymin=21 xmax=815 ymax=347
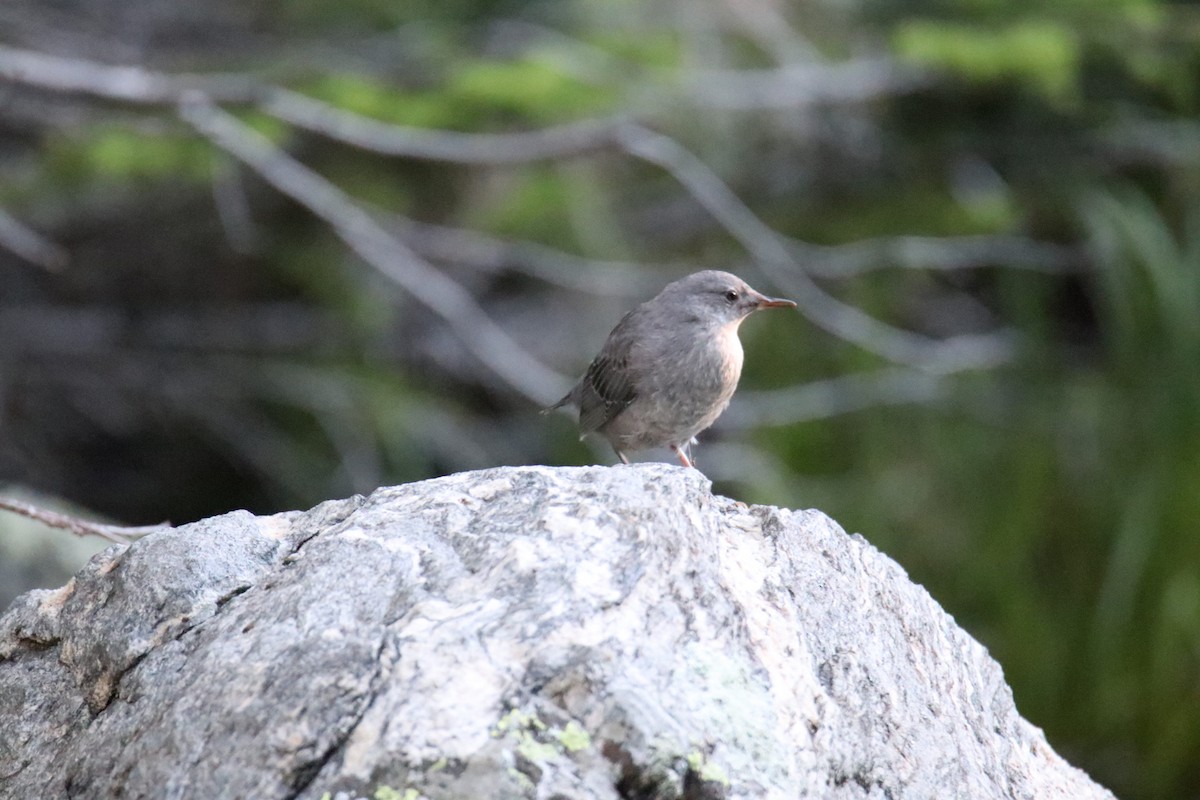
xmin=0 ymin=44 xmax=1075 ymax=278
xmin=0 ymin=44 xmax=256 ymax=103
xmin=616 ymin=123 xmax=1016 ymax=372
xmin=0 ymin=45 xmax=626 ymax=165
xmin=263 ymin=89 xmax=627 ymax=163
xmin=1 ymin=43 xmax=1034 ymax=370
xmin=211 ymin=163 xmax=259 ymax=255
xmin=793 ymin=233 xmax=1083 ymax=277
xmin=0 ymin=497 xmax=169 ymax=544
xmin=178 ymin=95 xmax=570 ymax=405
xmin=720 ymin=0 xmax=820 ymax=65
xmin=0 ymin=208 xmax=69 ymax=270
xmin=388 ymin=215 xmax=659 ymax=297
xmin=682 ymin=59 xmax=931 ymax=109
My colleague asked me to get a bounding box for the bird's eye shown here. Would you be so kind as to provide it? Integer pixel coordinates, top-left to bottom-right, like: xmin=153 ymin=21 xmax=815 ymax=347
xmin=724 ymin=289 xmax=739 ymax=303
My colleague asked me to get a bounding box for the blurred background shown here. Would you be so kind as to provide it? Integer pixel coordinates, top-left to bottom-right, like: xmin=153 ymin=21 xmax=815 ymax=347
xmin=1 ymin=0 xmax=1198 ymax=796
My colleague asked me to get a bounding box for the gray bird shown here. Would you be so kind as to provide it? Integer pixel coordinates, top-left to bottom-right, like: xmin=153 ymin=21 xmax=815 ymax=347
xmin=549 ymin=270 xmax=796 ymax=468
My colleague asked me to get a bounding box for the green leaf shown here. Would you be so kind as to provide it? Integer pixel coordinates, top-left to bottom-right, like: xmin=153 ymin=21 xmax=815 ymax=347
xmin=306 ymin=75 xmax=458 ymax=129
xmin=57 ymin=127 xmax=213 ymax=183
xmin=894 ymin=20 xmax=1081 ymax=101
xmin=449 ymin=58 xmax=617 ymax=121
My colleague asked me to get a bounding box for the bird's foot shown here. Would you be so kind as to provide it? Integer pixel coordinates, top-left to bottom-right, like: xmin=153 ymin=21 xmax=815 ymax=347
xmin=670 ymin=443 xmax=694 ymax=469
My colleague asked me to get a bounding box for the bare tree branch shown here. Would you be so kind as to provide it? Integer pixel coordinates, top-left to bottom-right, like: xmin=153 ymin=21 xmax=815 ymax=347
xmin=616 ymin=123 xmax=1016 ymax=372
xmin=211 ymin=164 xmax=259 ymax=255
xmin=178 ymin=95 xmax=570 ymax=406
xmin=792 ymin=233 xmax=1083 ymax=277
xmin=388 ymin=215 xmax=660 ymax=297
xmin=682 ymin=59 xmax=931 ymax=109
xmin=0 ymin=45 xmax=626 ymax=164
xmin=0 ymin=44 xmax=256 ymax=103
xmin=0 ymin=43 xmax=1038 ymax=373
xmin=263 ymin=89 xmax=628 ymax=163
xmin=719 ymin=0 xmax=821 ymax=65
xmin=0 ymin=497 xmax=168 ymax=544
xmin=0 ymin=208 xmax=69 ymax=270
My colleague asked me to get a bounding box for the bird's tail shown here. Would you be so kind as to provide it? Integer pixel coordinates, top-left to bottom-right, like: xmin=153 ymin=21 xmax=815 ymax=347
xmin=540 ymin=391 xmax=574 ymax=415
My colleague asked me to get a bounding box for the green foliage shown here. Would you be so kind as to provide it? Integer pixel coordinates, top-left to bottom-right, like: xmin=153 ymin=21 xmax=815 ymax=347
xmin=1074 ymin=190 xmax=1200 ymax=795
xmin=469 ymin=167 xmax=578 ymax=245
xmin=586 ymin=31 xmax=683 ymax=69
xmin=818 ymin=188 xmax=1200 ymax=798
xmin=793 ymin=184 xmax=1018 ymax=243
xmin=88 ymin=130 xmax=213 ymax=179
xmin=236 ymin=112 xmax=292 ymax=145
xmin=272 ymin=0 xmax=499 ymax=29
xmin=894 ymin=20 xmax=1081 ymax=100
xmin=306 ymin=76 xmax=459 ymax=129
xmin=306 ymin=58 xmax=616 ymax=133
xmin=450 ymin=58 xmax=618 ymax=122
xmin=46 ymin=126 xmax=213 ymax=188
xmin=1085 ymin=189 xmax=1200 ymax=380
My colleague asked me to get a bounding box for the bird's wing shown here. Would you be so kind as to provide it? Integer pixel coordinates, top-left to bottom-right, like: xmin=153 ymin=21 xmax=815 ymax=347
xmin=573 ymin=311 xmax=642 ymax=434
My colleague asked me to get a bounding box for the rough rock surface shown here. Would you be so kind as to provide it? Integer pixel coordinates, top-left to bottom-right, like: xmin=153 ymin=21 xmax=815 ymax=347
xmin=0 ymin=465 xmax=1113 ymax=800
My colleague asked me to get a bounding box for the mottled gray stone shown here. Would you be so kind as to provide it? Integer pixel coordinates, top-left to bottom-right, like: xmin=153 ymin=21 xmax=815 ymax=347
xmin=0 ymin=465 xmax=1113 ymax=800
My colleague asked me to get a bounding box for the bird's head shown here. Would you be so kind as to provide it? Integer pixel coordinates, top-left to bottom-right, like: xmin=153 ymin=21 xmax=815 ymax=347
xmin=660 ymin=270 xmax=796 ymax=328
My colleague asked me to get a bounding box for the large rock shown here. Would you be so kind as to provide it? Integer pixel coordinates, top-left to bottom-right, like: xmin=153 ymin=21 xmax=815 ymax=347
xmin=0 ymin=465 xmax=1112 ymax=800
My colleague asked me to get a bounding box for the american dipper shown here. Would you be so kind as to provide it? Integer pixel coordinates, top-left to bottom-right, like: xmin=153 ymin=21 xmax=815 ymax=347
xmin=549 ymin=270 xmax=796 ymax=468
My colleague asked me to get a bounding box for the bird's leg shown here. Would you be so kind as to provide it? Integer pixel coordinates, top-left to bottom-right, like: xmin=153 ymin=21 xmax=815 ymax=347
xmin=670 ymin=443 xmax=694 ymax=468
xmin=612 ymin=445 xmax=630 ymax=465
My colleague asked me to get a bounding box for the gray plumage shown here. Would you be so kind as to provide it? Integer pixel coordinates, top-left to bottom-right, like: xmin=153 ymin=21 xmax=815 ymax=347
xmin=549 ymin=270 xmax=795 ymax=467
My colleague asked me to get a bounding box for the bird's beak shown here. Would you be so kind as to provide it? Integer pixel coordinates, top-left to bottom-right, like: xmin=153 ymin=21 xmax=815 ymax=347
xmin=750 ymin=290 xmax=797 ymax=310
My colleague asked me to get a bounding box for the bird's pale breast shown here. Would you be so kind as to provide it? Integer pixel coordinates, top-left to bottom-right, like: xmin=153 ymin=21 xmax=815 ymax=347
xmin=603 ymin=321 xmax=744 ymax=451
